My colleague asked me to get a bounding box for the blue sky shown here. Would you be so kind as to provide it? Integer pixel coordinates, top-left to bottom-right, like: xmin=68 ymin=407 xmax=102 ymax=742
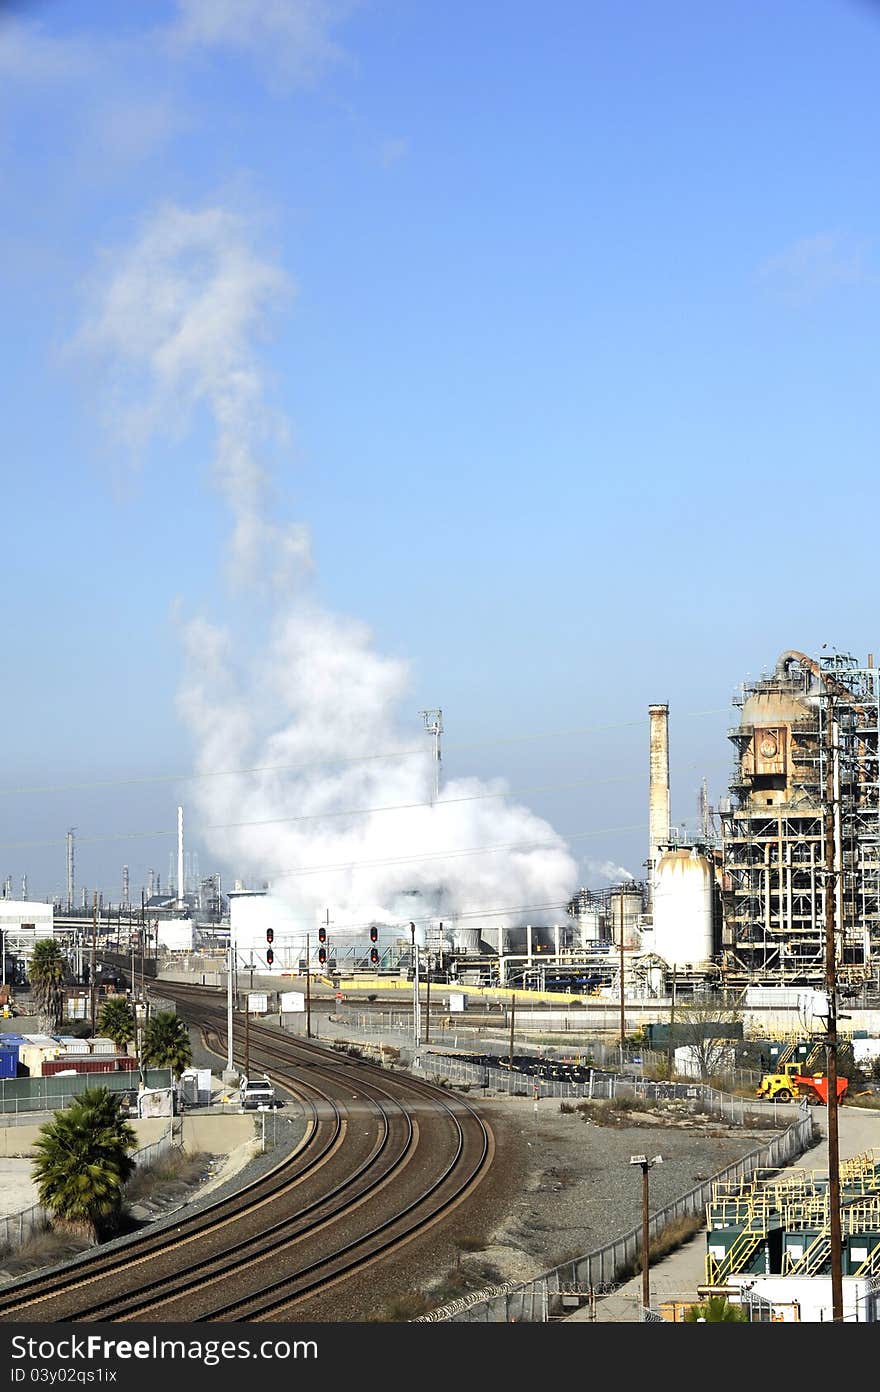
xmin=2 ymin=0 xmax=879 ymax=921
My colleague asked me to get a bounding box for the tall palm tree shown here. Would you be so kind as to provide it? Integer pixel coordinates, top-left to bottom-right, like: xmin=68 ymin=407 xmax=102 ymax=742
xmin=141 ymin=1011 xmax=192 ymax=1078
xmin=96 ymin=996 xmax=135 ymax=1053
xmin=32 ymin=1087 xmax=137 ymax=1241
xmin=28 ymin=939 xmax=68 ymax=1034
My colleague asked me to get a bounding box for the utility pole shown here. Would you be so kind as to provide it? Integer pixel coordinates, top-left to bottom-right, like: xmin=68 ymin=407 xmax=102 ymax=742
xmin=226 ymin=942 xmax=234 ymax=1076
xmin=90 ymin=891 xmax=98 ymax=1036
xmin=410 ymin=922 xmax=420 ymax=1052
xmin=508 ymin=991 xmax=516 ymax=1070
xmin=140 ymin=923 xmax=146 ymax=1015
xmin=305 ymin=932 xmax=312 ymax=1039
xmin=424 ymin=948 xmax=431 ymax=1045
xmin=667 ymin=965 xmax=676 ymax=1079
xmin=823 ymin=693 xmax=844 ymax=1324
xmin=420 ymin=710 xmax=443 ymax=803
xmin=132 ymin=981 xmax=140 ymax=1080
xmin=631 ymin=1155 xmax=662 ymax=1315
xmin=244 ymin=991 xmax=250 ymax=1079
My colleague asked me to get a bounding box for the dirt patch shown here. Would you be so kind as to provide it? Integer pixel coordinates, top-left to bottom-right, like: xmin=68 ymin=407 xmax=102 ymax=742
xmin=405 ymin=1092 xmax=787 ymax=1314
xmin=0 ymin=1148 xmax=224 ymax=1283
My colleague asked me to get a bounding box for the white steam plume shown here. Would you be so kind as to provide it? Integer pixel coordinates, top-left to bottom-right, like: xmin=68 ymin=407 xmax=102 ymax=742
xmin=82 ymin=203 xmax=579 ymax=930
xmin=585 ymin=860 xmax=636 ymax=884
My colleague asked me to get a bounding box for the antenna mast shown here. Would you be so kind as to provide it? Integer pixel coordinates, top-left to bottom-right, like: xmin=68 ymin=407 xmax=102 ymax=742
xmin=420 ymin=709 xmax=443 ymax=803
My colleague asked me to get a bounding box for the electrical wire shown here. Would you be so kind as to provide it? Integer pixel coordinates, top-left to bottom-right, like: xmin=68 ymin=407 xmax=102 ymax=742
xmin=0 ymin=707 xmax=729 ymax=799
xmin=0 ymin=773 xmax=643 ymax=852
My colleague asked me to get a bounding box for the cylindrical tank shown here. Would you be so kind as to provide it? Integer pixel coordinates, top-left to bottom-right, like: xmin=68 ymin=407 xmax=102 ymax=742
xmin=607 ymin=888 xmax=643 ymax=949
xmin=575 ymin=906 xmax=602 ymax=946
xmin=652 ymin=848 xmax=714 ymax=967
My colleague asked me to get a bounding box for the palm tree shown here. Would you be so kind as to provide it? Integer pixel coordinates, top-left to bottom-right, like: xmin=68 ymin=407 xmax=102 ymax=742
xmin=32 ymin=1087 xmax=137 ymax=1241
xmin=141 ymin=1011 xmax=192 ymax=1078
xmin=28 ymin=939 xmax=68 ymax=1034
xmin=97 ymin=996 xmax=135 ymax=1053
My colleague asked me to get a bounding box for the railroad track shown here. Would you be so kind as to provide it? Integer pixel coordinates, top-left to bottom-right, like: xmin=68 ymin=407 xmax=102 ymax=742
xmin=0 ymin=983 xmax=493 ymax=1323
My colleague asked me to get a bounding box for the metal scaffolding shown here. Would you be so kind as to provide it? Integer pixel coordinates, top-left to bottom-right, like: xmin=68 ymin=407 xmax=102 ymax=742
xmin=720 ymin=651 xmax=880 ymax=986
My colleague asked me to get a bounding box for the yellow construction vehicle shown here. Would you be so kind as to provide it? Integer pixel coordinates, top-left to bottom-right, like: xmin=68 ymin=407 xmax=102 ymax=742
xmin=756 ymin=1060 xmax=848 ymax=1105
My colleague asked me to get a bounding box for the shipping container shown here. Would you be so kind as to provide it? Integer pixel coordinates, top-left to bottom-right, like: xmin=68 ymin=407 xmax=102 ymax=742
xmin=20 ymin=1045 xmax=60 ymax=1076
xmin=41 ymin=1056 xmax=137 ymax=1076
xmin=90 ymin=1038 xmax=117 ymax=1055
xmin=55 ymin=1037 xmax=90 ymax=1054
xmin=0 ymin=1049 xmax=18 ymax=1080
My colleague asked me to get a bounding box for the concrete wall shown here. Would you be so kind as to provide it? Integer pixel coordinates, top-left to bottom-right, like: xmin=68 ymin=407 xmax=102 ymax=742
xmin=0 ymin=1116 xmax=170 ymax=1158
xmin=179 ymin=1114 xmax=254 ymax=1154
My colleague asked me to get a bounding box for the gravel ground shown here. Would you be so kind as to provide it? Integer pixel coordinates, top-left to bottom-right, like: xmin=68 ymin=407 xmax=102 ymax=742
xmin=341 ymin=1089 xmax=799 ymax=1320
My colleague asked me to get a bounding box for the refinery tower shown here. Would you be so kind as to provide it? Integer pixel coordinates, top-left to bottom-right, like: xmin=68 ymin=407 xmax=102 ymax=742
xmin=719 ymin=649 xmax=880 ymax=983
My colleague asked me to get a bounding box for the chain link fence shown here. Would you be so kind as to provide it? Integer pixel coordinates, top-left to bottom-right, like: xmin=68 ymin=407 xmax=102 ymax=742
xmin=0 ymin=1123 xmax=175 ymax=1257
xmin=416 ymin=1051 xmax=761 ymax=1125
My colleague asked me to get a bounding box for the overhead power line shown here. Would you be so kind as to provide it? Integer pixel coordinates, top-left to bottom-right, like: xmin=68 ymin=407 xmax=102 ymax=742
xmin=0 ymin=773 xmax=643 ymax=853
xmin=0 ymin=707 xmax=729 ymax=799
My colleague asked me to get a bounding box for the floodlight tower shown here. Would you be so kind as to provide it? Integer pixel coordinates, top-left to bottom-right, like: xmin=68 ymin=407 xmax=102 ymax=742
xmin=420 ymin=709 xmax=443 ymax=804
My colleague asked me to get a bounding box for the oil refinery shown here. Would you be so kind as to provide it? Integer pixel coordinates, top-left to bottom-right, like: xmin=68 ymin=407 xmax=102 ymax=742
xmin=4 ymin=648 xmax=880 ymax=1004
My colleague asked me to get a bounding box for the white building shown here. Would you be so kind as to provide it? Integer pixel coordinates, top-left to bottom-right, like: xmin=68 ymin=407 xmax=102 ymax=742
xmin=0 ymin=901 xmax=54 ymax=938
xmin=727 ymin=1274 xmax=879 ymax=1323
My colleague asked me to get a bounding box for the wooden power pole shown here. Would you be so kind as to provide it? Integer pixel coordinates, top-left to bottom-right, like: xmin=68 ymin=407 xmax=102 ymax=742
xmin=823 ymin=694 xmax=844 ymax=1323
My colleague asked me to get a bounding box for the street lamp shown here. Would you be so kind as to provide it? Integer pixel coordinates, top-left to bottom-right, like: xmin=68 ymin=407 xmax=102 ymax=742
xmin=630 ymin=1154 xmax=662 ymax=1315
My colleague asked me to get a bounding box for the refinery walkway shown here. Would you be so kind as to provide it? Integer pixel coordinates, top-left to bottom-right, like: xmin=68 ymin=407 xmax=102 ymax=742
xmin=567 ymin=1106 xmax=880 ymax=1322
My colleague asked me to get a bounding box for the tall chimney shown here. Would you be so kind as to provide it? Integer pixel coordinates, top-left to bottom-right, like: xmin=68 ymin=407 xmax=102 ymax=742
xmin=648 ymin=704 xmax=670 ymax=907
xmin=177 ymin=805 xmax=185 ymax=911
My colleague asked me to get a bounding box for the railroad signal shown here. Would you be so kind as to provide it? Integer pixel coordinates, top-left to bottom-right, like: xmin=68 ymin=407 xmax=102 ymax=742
xmin=370 ymin=947 xmax=379 ymax=965
xmin=266 ymin=948 xmax=274 ymax=966
xmin=318 ymin=947 xmax=327 ymax=964
xmin=318 ymin=926 xmax=326 ymax=944
xmin=266 ymin=928 xmax=274 ymax=944
xmin=369 ymin=926 xmax=378 ymax=943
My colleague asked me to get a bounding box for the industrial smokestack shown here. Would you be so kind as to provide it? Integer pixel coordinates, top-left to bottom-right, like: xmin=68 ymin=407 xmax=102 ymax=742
xmin=648 ymin=703 xmax=670 ymax=907
xmin=177 ymin=805 xmax=185 ymax=911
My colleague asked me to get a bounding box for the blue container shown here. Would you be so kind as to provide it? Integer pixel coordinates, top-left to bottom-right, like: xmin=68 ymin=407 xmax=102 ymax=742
xmin=0 ymin=1048 xmax=19 ymax=1080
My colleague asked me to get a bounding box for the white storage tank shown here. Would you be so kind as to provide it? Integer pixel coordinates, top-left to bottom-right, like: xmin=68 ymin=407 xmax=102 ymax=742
xmin=575 ymin=906 xmax=602 ymax=946
xmin=652 ymin=848 xmax=714 ymax=967
xmin=607 ymin=887 xmax=643 ymax=949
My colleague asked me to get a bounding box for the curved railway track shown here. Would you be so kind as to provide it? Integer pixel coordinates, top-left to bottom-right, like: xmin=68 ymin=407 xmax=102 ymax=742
xmin=0 ymin=983 xmax=493 ymax=1323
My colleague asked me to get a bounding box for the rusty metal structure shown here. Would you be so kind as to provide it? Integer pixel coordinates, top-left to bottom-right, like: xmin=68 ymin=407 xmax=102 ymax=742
xmin=719 ymin=650 xmax=880 ymax=986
